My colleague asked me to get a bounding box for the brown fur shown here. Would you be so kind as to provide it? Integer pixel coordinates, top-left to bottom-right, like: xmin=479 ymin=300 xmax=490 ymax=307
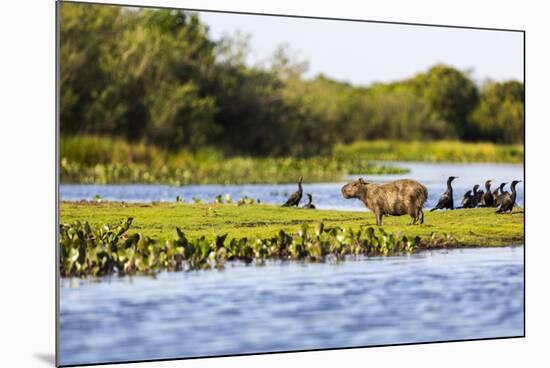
xmin=341 ymin=178 xmax=428 ymax=226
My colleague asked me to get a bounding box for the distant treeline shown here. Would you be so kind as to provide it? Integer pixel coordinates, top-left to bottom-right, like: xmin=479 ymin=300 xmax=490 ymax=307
xmin=60 ymin=3 xmax=524 ymax=157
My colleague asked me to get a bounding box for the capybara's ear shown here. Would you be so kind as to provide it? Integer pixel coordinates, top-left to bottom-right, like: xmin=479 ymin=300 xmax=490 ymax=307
xmin=358 ymin=178 xmax=366 ymax=185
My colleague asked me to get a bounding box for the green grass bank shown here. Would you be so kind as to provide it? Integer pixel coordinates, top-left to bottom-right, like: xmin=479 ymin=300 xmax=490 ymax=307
xmin=59 ymin=202 xmax=523 ymax=276
xmin=60 ymin=202 xmax=524 ymax=247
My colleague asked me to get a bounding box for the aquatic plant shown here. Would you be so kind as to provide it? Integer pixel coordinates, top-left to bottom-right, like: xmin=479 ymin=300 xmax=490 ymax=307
xmin=213 ymin=194 xmax=258 ymax=205
xmin=60 ymin=136 xmax=407 ymax=185
xmin=237 ymin=196 xmax=258 ymax=206
xmin=60 ymin=136 xmax=522 ymax=186
xmin=59 ymin=218 xmax=435 ymax=277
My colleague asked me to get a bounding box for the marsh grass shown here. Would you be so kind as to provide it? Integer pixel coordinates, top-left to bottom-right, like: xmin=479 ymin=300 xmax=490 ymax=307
xmin=60 ymin=136 xmax=522 ymax=185
xmin=335 ymin=140 xmax=524 ymax=163
xmin=60 ymin=136 xmax=407 ymax=185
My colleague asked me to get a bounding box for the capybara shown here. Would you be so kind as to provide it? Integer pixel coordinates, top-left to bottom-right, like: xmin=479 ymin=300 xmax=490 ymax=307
xmin=341 ymin=178 xmax=428 ymax=226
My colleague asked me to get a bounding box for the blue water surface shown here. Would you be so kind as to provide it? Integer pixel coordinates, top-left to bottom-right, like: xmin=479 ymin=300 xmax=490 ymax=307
xmin=60 ymin=162 xmax=524 ymax=210
xmin=59 ymin=246 xmax=524 ymax=365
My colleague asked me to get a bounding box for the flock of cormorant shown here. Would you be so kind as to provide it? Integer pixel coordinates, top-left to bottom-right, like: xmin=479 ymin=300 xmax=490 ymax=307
xmin=281 ymin=175 xmax=522 ymax=214
xmin=431 ymin=177 xmax=522 ymax=213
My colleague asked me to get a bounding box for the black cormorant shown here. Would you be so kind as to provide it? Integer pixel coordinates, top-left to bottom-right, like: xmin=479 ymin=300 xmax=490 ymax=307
xmin=471 ymin=184 xmax=484 ymax=207
xmin=492 ymin=182 xmax=505 ymax=197
xmin=461 ymin=190 xmax=473 ymax=208
xmin=302 ymin=193 xmax=316 ymax=209
xmin=282 ymin=176 xmax=303 ymax=207
xmin=493 ymin=182 xmax=509 ymax=207
xmin=430 ymin=176 xmax=458 ymax=211
xmin=496 ymin=180 xmax=522 ymax=213
xmin=482 ymin=180 xmax=494 ymax=207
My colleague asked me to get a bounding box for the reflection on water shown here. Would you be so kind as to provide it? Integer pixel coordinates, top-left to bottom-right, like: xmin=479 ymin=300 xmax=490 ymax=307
xmin=60 ymin=162 xmax=524 ymax=210
xmin=59 ymin=247 xmax=524 ymax=366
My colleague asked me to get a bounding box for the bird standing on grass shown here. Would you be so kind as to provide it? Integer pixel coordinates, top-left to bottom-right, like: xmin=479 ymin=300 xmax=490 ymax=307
xmin=282 ymin=176 xmax=303 ymax=207
xmin=462 ymin=184 xmax=482 ymax=208
xmin=493 ymin=182 xmax=509 ymax=207
xmin=302 ymin=193 xmax=316 ymax=209
xmin=471 ymin=184 xmax=484 ymax=207
xmin=431 ymin=176 xmax=458 ymax=211
xmin=496 ymin=180 xmax=522 ymax=213
xmin=482 ymin=180 xmax=494 ymax=207
xmin=461 ymin=190 xmax=474 ymax=208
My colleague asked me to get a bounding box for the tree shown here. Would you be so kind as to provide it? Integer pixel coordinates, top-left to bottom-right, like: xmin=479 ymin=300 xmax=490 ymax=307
xmin=60 ymin=3 xmax=523 ymax=156
xmin=471 ymin=81 xmax=524 ymax=143
xmin=60 ymin=4 xmax=220 ymax=150
xmin=409 ymin=64 xmax=479 ymax=139
xmin=60 ymin=4 xmax=123 ymax=134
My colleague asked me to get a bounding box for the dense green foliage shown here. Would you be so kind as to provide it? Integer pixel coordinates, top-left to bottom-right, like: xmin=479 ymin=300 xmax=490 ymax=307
xmin=472 ymin=81 xmax=525 ymax=143
xmin=60 ymin=3 xmax=524 ymax=159
xmin=60 ymin=217 xmax=425 ymax=276
xmin=408 ymin=65 xmax=480 ymax=139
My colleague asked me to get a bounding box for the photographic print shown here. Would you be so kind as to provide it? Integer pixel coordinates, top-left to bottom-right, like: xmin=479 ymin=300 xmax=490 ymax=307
xmin=57 ymin=1 xmax=524 ymax=366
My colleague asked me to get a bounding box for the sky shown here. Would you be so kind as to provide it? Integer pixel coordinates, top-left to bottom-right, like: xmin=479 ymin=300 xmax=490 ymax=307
xmin=198 ymin=11 xmax=524 ymax=87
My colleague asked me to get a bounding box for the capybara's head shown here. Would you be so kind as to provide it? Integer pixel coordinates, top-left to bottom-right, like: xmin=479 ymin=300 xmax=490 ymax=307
xmin=341 ymin=178 xmax=367 ymax=199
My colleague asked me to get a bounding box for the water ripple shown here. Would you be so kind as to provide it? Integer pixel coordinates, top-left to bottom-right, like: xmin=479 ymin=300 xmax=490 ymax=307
xmin=60 ymin=247 xmax=524 ymax=365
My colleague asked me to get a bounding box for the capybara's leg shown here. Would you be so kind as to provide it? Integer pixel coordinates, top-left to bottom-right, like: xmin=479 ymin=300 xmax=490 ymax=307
xmin=375 ymin=212 xmax=383 ymax=226
xmin=409 ymin=209 xmax=417 ymax=225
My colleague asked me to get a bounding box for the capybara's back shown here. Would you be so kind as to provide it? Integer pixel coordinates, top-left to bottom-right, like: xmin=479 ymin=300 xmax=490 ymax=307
xmin=371 ymin=179 xmax=427 ymax=216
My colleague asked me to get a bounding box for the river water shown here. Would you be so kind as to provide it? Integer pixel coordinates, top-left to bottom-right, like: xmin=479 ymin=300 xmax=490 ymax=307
xmin=60 ymin=162 xmax=524 ymax=210
xmin=59 ymin=162 xmax=524 ymax=365
xmin=59 ymin=246 xmax=524 ymax=366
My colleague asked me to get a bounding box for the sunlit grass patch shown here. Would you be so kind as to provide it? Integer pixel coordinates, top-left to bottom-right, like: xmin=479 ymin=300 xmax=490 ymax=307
xmin=59 ymin=202 xmax=523 ymax=276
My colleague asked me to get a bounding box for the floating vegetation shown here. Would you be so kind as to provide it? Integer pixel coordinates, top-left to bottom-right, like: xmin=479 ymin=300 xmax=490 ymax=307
xmin=237 ymin=196 xmax=259 ymax=206
xmin=213 ymin=194 xmax=258 ymax=205
xmin=60 ymin=157 xmax=405 ymax=185
xmin=59 ymin=217 xmax=462 ymax=277
xmin=60 ymin=137 xmax=523 ymax=187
